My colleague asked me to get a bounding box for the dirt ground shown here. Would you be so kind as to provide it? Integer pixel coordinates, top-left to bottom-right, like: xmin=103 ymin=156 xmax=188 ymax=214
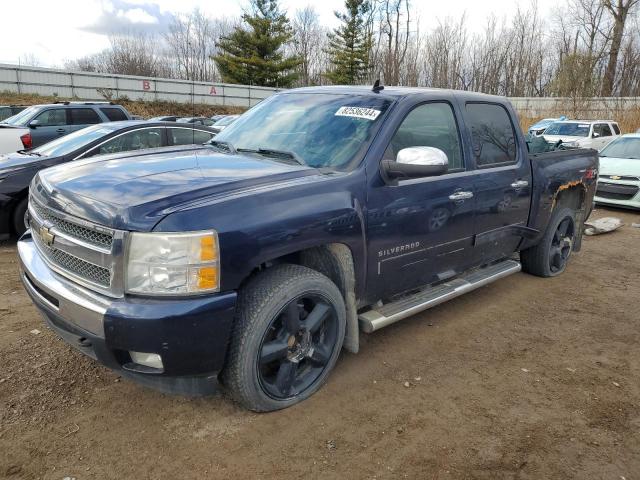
xmin=1 ymin=207 xmax=639 ymax=479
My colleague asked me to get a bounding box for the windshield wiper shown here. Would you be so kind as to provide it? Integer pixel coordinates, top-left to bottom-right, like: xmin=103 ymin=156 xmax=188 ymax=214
xmin=207 ymin=139 xmax=236 ymax=154
xmin=237 ymin=147 xmax=306 ymax=166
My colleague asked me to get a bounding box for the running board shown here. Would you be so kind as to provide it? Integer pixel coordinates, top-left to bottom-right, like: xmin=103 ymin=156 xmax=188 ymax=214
xmin=359 ymin=259 xmax=521 ymax=333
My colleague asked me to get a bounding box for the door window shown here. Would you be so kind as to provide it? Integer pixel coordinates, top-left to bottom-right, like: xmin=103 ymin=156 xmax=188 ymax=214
xmin=594 ymin=123 xmax=612 ymax=137
xmin=70 ymin=108 xmax=101 ymax=125
xmin=34 ymin=109 xmax=67 ymax=126
xmin=93 ymin=128 xmax=163 ymax=155
xmin=169 ymin=128 xmax=214 ymax=146
xmin=466 ymin=103 xmax=517 ymax=167
xmin=100 ymin=107 xmax=128 ymax=121
xmin=385 ymin=102 xmax=464 ymax=171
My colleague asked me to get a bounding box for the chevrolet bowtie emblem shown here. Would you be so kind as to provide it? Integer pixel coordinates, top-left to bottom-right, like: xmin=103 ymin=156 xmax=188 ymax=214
xmin=610 ymin=175 xmax=621 ymax=180
xmin=39 ymin=224 xmax=55 ymax=247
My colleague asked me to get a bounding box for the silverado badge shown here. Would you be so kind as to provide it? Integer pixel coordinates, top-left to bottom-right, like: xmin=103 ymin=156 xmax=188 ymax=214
xmin=39 ymin=225 xmax=55 ymax=247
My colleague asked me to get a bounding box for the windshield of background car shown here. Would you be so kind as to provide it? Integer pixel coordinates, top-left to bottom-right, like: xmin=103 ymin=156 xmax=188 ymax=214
xmin=33 ymin=124 xmax=116 ymax=156
xmin=1 ymin=106 xmax=40 ymax=125
xmin=600 ymin=137 xmax=640 ymax=159
xmin=544 ymin=122 xmax=590 ymax=137
xmin=214 ymin=93 xmax=393 ymax=169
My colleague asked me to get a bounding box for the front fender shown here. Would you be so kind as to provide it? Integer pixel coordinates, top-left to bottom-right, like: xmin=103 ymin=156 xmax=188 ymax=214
xmin=153 ymin=173 xmax=367 ymax=296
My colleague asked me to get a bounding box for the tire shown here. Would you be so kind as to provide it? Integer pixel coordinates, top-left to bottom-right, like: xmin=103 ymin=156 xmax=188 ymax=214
xmin=521 ymin=206 xmax=576 ymax=277
xmin=222 ymin=264 xmax=346 ymax=412
xmin=12 ymin=198 xmax=28 ymax=237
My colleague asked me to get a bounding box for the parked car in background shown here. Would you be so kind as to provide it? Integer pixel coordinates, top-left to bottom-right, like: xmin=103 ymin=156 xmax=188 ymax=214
xmin=0 ymin=101 xmax=132 ymax=148
xmin=148 ymin=115 xmax=177 ymax=122
xmin=542 ymin=120 xmax=621 ymax=150
xmin=594 ymin=133 xmax=640 ymax=210
xmin=211 ymin=114 xmax=240 ymax=133
xmin=0 ymin=124 xmax=31 ymax=154
xmin=527 ymin=116 xmax=567 ymax=138
xmin=177 ymin=116 xmax=215 ymax=126
xmin=18 ymin=86 xmax=598 ymax=411
xmin=0 ymin=121 xmax=216 ymax=238
xmin=211 ymin=114 xmax=227 ymax=123
xmin=0 ymin=105 xmax=27 ymax=122
xmin=131 ymin=115 xmax=144 ymax=120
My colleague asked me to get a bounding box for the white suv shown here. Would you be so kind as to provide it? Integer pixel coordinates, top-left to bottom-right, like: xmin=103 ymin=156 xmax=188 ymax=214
xmin=542 ymin=120 xmax=621 ymax=151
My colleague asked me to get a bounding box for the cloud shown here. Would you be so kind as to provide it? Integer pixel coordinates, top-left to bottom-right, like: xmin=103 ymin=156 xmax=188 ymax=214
xmin=82 ymin=0 xmax=172 ymax=35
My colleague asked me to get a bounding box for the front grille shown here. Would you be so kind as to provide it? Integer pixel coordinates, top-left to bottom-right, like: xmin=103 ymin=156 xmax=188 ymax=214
xmin=596 ymin=190 xmax=637 ymax=200
xmin=31 ymin=201 xmax=113 ymax=249
xmin=33 ymin=230 xmax=111 ymax=287
xmin=597 ymin=182 xmax=639 ymax=200
xmin=600 ymin=174 xmax=640 ymax=182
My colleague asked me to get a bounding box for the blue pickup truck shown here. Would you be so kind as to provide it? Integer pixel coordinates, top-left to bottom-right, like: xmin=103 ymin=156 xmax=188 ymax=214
xmin=18 ymin=86 xmax=598 ymax=411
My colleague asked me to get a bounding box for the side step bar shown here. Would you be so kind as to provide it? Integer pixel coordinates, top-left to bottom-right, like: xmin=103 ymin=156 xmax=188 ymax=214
xmin=359 ymin=259 xmax=521 ymax=333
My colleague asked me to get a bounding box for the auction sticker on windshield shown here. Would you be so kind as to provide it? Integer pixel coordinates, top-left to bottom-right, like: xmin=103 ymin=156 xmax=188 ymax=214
xmin=335 ymin=106 xmax=381 ymax=121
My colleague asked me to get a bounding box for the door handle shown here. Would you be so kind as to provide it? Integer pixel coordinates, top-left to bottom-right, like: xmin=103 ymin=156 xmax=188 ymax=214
xmin=511 ymin=180 xmax=529 ymax=189
xmin=449 ymin=191 xmax=474 ymax=201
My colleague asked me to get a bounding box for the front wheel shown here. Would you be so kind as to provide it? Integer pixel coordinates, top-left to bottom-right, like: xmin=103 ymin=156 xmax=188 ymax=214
xmin=222 ymin=264 xmax=346 ymax=411
xmin=521 ymin=206 xmax=576 ymax=277
xmin=12 ymin=198 xmax=28 ymax=237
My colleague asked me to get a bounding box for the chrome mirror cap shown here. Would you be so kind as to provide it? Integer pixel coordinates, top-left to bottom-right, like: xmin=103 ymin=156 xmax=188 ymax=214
xmin=396 ymin=146 xmax=449 ymax=168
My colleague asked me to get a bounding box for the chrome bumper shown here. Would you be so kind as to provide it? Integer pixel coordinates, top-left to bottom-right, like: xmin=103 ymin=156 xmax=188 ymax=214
xmin=18 ymin=233 xmax=111 ymax=338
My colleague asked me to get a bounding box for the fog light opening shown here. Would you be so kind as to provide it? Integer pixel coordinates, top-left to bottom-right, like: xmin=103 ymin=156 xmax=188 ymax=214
xmin=129 ymin=351 xmax=164 ymax=370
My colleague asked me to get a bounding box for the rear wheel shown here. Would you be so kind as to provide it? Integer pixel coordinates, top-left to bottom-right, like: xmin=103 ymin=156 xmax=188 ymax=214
xmin=222 ymin=264 xmax=346 ymax=411
xmin=12 ymin=198 xmax=28 ymax=237
xmin=521 ymin=206 xmax=576 ymax=277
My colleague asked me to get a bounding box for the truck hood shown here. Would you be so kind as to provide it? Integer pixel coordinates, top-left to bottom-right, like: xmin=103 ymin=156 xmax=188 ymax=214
xmin=33 ymin=147 xmax=320 ymax=231
xmin=599 ymin=156 xmax=640 ymax=177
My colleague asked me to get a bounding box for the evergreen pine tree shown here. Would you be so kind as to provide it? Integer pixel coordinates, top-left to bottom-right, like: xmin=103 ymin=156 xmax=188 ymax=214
xmin=213 ymin=0 xmax=300 ymax=87
xmin=325 ymin=0 xmax=373 ymax=85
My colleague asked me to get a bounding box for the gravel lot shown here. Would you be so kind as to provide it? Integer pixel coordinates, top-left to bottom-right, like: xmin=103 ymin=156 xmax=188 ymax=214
xmin=1 ymin=207 xmax=639 ymax=479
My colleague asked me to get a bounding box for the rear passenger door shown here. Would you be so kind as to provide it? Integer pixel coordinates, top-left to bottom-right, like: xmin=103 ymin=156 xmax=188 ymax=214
xmin=30 ymin=108 xmax=69 ymax=147
xmin=69 ymin=108 xmax=102 ymax=133
xmin=463 ymin=102 xmax=532 ymax=265
xmin=366 ymin=101 xmax=477 ymax=299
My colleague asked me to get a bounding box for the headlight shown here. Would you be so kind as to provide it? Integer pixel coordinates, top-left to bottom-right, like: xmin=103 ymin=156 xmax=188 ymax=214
xmin=126 ymin=230 xmax=220 ymax=295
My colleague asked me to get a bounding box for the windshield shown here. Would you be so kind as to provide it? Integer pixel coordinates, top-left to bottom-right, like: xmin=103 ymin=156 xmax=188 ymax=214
xmin=214 ymin=116 xmax=237 ymax=127
xmin=600 ymin=137 xmax=640 ymax=159
xmin=33 ymin=124 xmax=116 ymax=156
xmin=214 ymin=93 xmax=393 ymax=169
xmin=2 ymin=106 xmax=40 ymax=126
xmin=544 ymin=122 xmax=590 ymax=137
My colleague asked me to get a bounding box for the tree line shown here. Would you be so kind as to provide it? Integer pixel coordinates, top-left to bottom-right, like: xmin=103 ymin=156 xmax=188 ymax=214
xmin=65 ymin=0 xmax=640 ymax=97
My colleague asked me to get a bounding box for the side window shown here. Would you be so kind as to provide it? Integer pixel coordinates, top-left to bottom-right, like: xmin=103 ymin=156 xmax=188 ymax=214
xmin=169 ymin=128 xmax=214 ymax=146
xmin=385 ymin=102 xmax=464 ymax=171
xmin=94 ymin=128 xmax=163 ymax=156
xmin=100 ymin=107 xmax=128 ymax=121
xmin=594 ymin=123 xmax=612 ymax=137
xmin=466 ymin=103 xmax=517 ymax=167
xmin=71 ymin=108 xmax=101 ymax=125
xmin=34 ymin=108 xmax=67 ymax=126
xmin=612 ymin=123 xmax=621 ymax=135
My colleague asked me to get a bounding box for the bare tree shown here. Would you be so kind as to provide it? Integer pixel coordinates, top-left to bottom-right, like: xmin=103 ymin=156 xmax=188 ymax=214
xmin=601 ymin=0 xmax=640 ymax=95
xmin=291 ymin=7 xmax=328 ymax=86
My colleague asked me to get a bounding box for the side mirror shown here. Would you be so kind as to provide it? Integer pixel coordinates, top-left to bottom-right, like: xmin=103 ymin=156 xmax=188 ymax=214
xmin=28 ymin=119 xmax=40 ymax=128
xmin=381 ymin=147 xmax=448 ymax=183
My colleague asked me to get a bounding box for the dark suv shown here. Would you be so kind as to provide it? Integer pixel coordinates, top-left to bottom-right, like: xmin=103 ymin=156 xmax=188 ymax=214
xmin=0 ymin=101 xmax=132 ymax=147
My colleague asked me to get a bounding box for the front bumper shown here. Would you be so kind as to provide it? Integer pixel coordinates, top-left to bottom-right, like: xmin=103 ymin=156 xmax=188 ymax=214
xmin=594 ymin=179 xmax=640 ymax=210
xmin=18 ymin=233 xmax=237 ymax=396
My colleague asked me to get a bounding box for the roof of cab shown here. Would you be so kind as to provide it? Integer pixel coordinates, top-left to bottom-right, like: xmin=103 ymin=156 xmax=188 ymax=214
xmin=285 ymin=85 xmax=509 ymax=103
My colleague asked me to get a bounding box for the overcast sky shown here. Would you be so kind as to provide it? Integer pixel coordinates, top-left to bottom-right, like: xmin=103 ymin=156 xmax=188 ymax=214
xmin=0 ymin=0 xmax=558 ymax=67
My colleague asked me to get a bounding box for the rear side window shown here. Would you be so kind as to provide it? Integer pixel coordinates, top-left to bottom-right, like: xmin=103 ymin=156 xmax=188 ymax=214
xmin=612 ymin=123 xmax=621 ymax=135
xmin=90 ymin=128 xmax=164 ymax=156
xmin=466 ymin=103 xmax=517 ymax=167
xmin=594 ymin=123 xmax=612 ymax=137
xmin=385 ymin=102 xmax=464 ymax=171
xmin=100 ymin=107 xmax=128 ymax=121
xmin=34 ymin=108 xmax=67 ymax=126
xmin=71 ymin=108 xmax=101 ymax=125
xmin=169 ymin=128 xmax=214 ymax=146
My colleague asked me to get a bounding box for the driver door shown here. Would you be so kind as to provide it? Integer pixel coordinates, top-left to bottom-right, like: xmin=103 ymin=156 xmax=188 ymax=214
xmin=366 ymin=101 xmax=477 ymax=300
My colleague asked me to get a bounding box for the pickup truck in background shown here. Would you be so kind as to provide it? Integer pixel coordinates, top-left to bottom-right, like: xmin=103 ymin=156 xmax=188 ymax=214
xmin=543 ymin=119 xmax=621 ymax=150
xmin=18 ymin=86 xmax=598 ymax=411
xmin=0 ymin=124 xmax=31 ymax=154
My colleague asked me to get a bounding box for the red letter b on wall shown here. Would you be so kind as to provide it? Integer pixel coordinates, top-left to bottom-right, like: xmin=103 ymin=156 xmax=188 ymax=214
xmin=142 ymin=80 xmax=151 ymax=91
